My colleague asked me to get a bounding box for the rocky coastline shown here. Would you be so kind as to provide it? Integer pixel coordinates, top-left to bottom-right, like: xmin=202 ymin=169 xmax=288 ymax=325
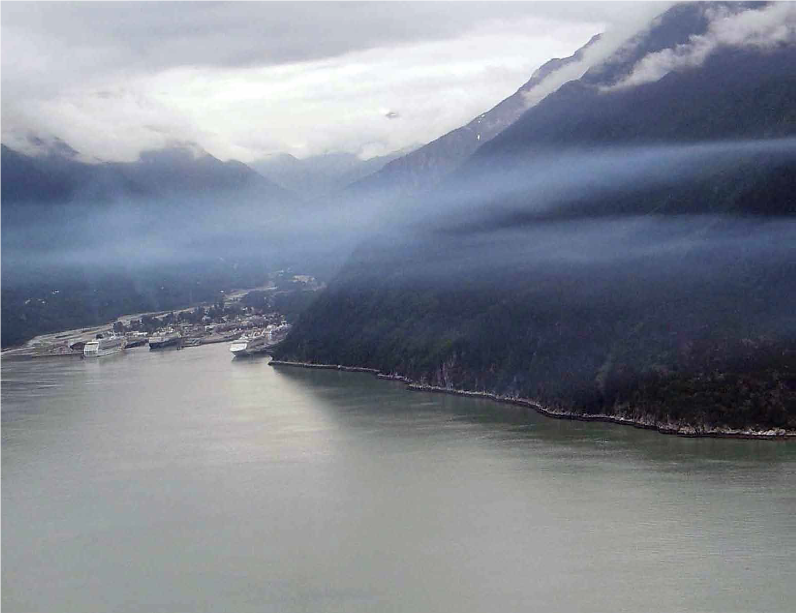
xmin=268 ymin=360 xmax=796 ymax=441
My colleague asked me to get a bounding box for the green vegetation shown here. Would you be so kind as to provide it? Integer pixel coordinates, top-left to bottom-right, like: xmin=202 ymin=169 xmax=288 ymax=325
xmin=274 ymin=36 xmax=796 ymax=434
xmin=275 ymin=235 xmax=796 ymax=432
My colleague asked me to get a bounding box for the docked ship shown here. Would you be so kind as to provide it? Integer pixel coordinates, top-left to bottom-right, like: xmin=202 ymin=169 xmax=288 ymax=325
xmin=268 ymin=323 xmax=292 ymax=342
xmin=149 ymin=328 xmax=182 ymax=350
xmin=124 ymin=331 xmax=149 ymax=348
xmin=229 ymin=329 xmax=271 ymax=357
xmin=229 ymin=323 xmax=292 ymax=357
xmin=83 ymin=334 xmax=126 ymax=357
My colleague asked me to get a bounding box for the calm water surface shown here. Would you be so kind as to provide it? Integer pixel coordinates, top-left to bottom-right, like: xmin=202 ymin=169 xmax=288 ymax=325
xmin=3 ymin=343 xmax=795 ymax=612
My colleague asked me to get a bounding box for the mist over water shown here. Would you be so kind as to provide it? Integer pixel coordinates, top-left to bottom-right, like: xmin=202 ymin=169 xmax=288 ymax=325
xmin=4 ymin=138 xmax=795 ymax=278
xmin=3 ymin=136 xmax=794 ymax=353
xmin=309 ymin=140 xmax=796 ymax=353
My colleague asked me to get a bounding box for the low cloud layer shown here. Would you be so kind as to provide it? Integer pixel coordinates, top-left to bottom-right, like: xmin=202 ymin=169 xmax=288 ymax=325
xmin=607 ymin=2 xmax=796 ymax=91
xmin=5 ymin=137 xmax=794 ymax=281
xmin=1 ymin=2 xmax=669 ymax=163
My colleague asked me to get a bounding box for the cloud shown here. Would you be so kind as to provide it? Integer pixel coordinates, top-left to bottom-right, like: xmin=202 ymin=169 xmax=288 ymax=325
xmin=520 ymin=34 xmax=618 ymax=108
xmin=2 ymin=15 xmax=601 ymax=162
xmin=520 ymin=2 xmax=673 ymax=108
xmin=606 ymin=2 xmax=796 ymax=91
xmin=0 ymin=2 xmax=668 ymax=72
xmin=0 ymin=2 xmax=662 ymax=162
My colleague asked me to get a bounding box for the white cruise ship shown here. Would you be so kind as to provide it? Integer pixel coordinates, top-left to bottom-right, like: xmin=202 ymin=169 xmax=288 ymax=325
xmin=124 ymin=331 xmax=149 ymax=348
xmin=83 ymin=334 xmax=126 ymax=357
xmin=149 ymin=328 xmax=182 ymax=350
xmin=230 ymin=329 xmax=271 ymax=357
xmin=268 ymin=323 xmax=291 ymax=341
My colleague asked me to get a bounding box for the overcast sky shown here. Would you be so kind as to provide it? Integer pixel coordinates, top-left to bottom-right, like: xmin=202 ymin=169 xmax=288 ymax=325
xmin=1 ymin=1 xmax=672 ymax=163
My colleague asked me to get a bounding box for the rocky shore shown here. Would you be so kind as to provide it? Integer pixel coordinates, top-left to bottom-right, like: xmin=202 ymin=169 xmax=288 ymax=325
xmin=268 ymin=360 xmax=796 ymax=441
xmin=269 ymin=360 xmax=381 ymax=374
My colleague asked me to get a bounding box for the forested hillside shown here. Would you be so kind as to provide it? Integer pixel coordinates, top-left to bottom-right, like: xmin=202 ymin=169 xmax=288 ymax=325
xmin=275 ymin=3 xmax=796 ymax=433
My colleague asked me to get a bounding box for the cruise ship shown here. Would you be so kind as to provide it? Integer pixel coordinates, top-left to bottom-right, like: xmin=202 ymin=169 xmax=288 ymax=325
xmin=124 ymin=331 xmax=149 ymax=348
xmin=149 ymin=328 xmax=182 ymax=350
xmin=83 ymin=334 xmax=126 ymax=357
xmin=230 ymin=323 xmax=292 ymax=358
xmin=230 ymin=329 xmax=271 ymax=357
xmin=268 ymin=323 xmax=292 ymax=342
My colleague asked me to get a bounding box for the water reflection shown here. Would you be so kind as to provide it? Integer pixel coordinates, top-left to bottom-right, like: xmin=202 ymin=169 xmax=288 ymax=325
xmin=272 ymin=364 xmax=796 ymax=469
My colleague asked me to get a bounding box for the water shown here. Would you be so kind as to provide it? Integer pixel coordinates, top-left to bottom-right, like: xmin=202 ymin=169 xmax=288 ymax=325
xmin=3 ymin=343 xmax=795 ymax=613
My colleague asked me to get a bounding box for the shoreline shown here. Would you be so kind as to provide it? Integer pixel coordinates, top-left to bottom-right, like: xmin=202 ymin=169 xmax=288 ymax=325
xmin=268 ymin=360 xmax=796 ymax=441
xmin=0 ymin=282 xmax=279 ymax=357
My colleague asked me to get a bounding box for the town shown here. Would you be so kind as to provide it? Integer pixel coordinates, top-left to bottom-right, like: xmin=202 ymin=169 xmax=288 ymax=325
xmin=2 ymin=272 xmax=322 ymax=359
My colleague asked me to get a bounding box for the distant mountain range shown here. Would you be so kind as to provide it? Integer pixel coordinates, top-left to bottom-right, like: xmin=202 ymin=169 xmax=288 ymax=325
xmin=1 ymin=143 xmax=292 ymax=205
xmin=0 ymin=143 xmax=297 ymax=347
xmin=251 ymin=149 xmax=414 ymax=199
xmin=275 ymin=2 xmax=796 ymax=435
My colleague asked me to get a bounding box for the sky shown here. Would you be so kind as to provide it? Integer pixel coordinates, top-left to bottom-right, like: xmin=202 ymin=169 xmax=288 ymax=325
xmin=1 ymin=1 xmax=672 ymax=163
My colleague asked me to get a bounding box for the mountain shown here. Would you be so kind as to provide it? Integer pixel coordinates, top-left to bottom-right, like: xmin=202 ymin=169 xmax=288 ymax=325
xmin=346 ymin=34 xmax=601 ymax=200
xmin=275 ymin=2 xmax=796 ymax=435
xmin=2 ymin=143 xmax=115 ymax=204
xmin=251 ymin=149 xmax=411 ymax=199
xmin=1 ymin=142 xmax=298 ymax=348
xmin=451 ymin=2 xmax=796 ymax=222
xmin=479 ymin=46 xmax=796 ymax=154
xmin=119 ymin=147 xmax=292 ymax=199
xmin=1 ymin=143 xmax=293 ymax=205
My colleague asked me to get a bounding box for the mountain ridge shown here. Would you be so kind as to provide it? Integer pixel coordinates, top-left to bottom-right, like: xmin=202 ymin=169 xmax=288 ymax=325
xmin=275 ymin=2 xmax=796 ymax=433
xmin=251 ymin=148 xmax=413 ymax=199
xmin=1 ymin=143 xmax=295 ymax=205
xmin=346 ymin=34 xmax=602 ymax=199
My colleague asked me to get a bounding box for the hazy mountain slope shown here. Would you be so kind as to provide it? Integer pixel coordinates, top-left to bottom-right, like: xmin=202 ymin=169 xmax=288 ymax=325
xmin=115 ymin=148 xmax=292 ymax=199
xmin=275 ymin=3 xmax=796 ymax=433
xmin=277 ymin=213 xmax=796 ymax=425
xmin=477 ymin=47 xmax=796 ymax=156
xmin=1 ymin=144 xmax=126 ymax=204
xmin=1 ymin=143 xmax=298 ymax=348
xmin=440 ymin=46 xmax=796 ymax=225
xmin=2 ymin=144 xmax=293 ymax=205
xmin=251 ymin=149 xmax=409 ymax=198
xmin=347 ymin=35 xmax=600 ymax=198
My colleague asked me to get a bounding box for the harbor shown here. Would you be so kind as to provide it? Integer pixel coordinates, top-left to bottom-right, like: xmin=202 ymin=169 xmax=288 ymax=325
xmin=1 ymin=283 xmax=297 ymax=361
